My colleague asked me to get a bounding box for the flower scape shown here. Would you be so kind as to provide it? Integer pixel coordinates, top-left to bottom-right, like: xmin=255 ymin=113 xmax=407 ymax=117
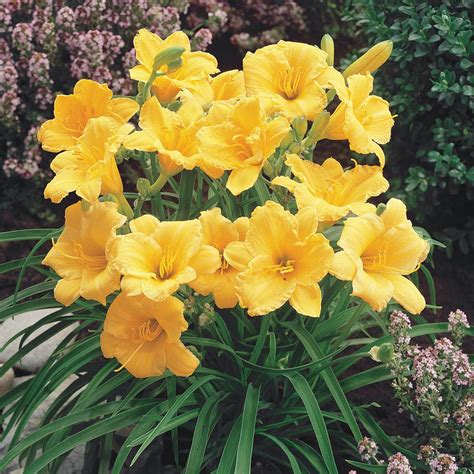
xmin=37 ymin=28 xmax=429 ymax=380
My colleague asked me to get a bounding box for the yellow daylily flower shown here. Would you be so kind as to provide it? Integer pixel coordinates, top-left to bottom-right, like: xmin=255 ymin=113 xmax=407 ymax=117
xmin=188 ymin=208 xmax=249 ymax=309
xmin=197 ymin=97 xmax=290 ymax=195
xmin=211 ymin=69 xmax=246 ymax=102
xmin=37 ymin=79 xmax=138 ymax=153
xmin=243 ymin=41 xmax=339 ymax=121
xmin=111 ymin=214 xmax=220 ymax=302
xmin=324 ymin=73 xmax=395 ymax=167
xmin=123 ymin=96 xmax=204 ymax=176
xmin=101 ymin=293 xmax=199 ymax=378
xmin=330 ymin=198 xmax=430 ymax=314
xmin=44 ymin=117 xmax=132 ymax=204
xmin=130 ymin=29 xmax=219 ymax=104
xmin=272 ymin=154 xmax=389 ymax=222
xmin=225 ymin=201 xmax=334 ymax=317
xmin=42 ymin=201 xmax=126 ymax=306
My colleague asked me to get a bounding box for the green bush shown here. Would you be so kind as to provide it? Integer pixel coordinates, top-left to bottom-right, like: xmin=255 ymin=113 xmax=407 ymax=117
xmin=343 ymin=0 xmax=474 ymax=255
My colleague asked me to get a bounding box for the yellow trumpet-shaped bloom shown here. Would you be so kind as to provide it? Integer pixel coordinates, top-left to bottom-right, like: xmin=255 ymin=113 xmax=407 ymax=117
xmin=324 ymin=73 xmax=395 ymax=167
xmin=188 ymin=208 xmax=249 ymax=308
xmin=211 ymin=69 xmax=246 ymax=103
xmin=44 ymin=117 xmax=132 ymax=204
xmin=197 ymin=97 xmax=290 ymax=195
xmin=123 ymin=96 xmax=204 ymax=176
xmin=101 ymin=293 xmax=199 ymax=378
xmin=330 ymin=198 xmax=430 ymax=314
xmin=272 ymin=155 xmax=389 ymax=222
xmin=130 ymin=29 xmax=218 ymax=104
xmin=111 ymin=214 xmax=221 ymax=302
xmin=243 ymin=41 xmax=338 ymax=121
xmin=225 ymin=201 xmax=334 ymax=317
xmin=43 ymin=201 xmax=126 ymax=306
xmin=38 ymin=79 xmax=138 ymax=153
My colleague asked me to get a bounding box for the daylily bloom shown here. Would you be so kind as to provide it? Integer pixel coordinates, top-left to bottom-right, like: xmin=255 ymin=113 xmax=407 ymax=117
xmin=43 ymin=201 xmax=126 ymax=306
xmin=211 ymin=69 xmax=246 ymax=103
xmin=324 ymin=73 xmax=394 ymax=167
xmin=130 ymin=29 xmax=218 ymax=104
xmin=44 ymin=117 xmax=132 ymax=203
xmin=111 ymin=214 xmax=220 ymax=302
xmin=272 ymin=154 xmax=389 ymax=222
xmin=101 ymin=293 xmax=199 ymax=378
xmin=37 ymin=79 xmax=138 ymax=153
xmin=197 ymin=97 xmax=290 ymax=195
xmin=330 ymin=198 xmax=429 ymax=314
xmin=188 ymin=208 xmax=249 ymax=308
xmin=243 ymin=41 xmax=339 ymax=121
xmin=225 ymin=201 xmax=334 ymax=317
xmin=123 ymin=96 xmax=204 ymax=176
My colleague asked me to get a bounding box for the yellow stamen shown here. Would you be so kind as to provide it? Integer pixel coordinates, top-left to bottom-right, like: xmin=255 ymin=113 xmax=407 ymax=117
xmin=158 ymin=252 xmax=174 ymax=279
xmin=266 ymin=259 xmax=295 ymax=275
xmin=278 ymin=67 xmax=303 ymax=100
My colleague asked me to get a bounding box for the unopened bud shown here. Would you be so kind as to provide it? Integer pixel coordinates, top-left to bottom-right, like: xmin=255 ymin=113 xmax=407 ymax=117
xmin=343 ymin=40 xmax=393 ymax=78
xmin=280 ymin=130 xmax=295 ymax=150
xmin=288 ymin=142 xmax=301 ymax=154
xmin=167 ymin=58 xmax=183 ymax=73
xmin=153 ymin=46 xmax=186 ymax=70
xmin=187 ymin=345 xmax=202 ymax=361
xmin=369 ymin=343 xmax=394 ymax=363
xmin=137 ymin=178 xmax=151 ymax=197
xmin=292 ymin=116 xmax=308 ymax=139
xmin=304 ymin=111 xmax=330 ymax=147
xmin=375 ymin=203 xmax=386 ymax=216
xmin=320 ymin=34 xmax=335 ymax=67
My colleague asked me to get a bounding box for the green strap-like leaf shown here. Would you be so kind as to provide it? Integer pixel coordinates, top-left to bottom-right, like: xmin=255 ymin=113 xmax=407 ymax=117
xmin=285 ymin=373 xmax=338 ymax=474
xmin=235 ymin=383 xmax=261 ymax=474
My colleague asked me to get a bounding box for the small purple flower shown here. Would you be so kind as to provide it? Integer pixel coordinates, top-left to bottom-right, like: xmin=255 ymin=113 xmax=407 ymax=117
xmin=429 ymin=453 xmax=458 ymax=474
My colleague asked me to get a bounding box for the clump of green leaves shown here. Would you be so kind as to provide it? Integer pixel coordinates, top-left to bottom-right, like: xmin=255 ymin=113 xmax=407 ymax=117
xmin=343 ymin=0 xmax=474 ymax=254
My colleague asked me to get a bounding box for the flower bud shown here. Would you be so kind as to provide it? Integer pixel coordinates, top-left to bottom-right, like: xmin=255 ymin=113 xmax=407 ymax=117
xmin=137 ymin=178 xmax=151 ymax=197
xmin=303 ymin=111 xmax=330 ymax=147
xmin=375 ymin=203 xmax=387 ymax=216
xmin=369 ymin=343 xmax=394 ymax=363
xmin=280 ymin=130 xmax=295 ymax=150
xmin=153 ymin=46 xmax=186 ymax=70
xmin=320 ymin=34 xmax=335 ymax=67
xmin=343 ymin=40 xmax=393 ymax=78
xmin=292 ymin=116 xmax=308 ymax=139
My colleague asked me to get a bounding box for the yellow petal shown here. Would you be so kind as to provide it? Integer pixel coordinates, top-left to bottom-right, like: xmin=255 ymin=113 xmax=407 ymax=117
xmin=44 ymin=168 xmax=84 ymax=203
xmin=198 ymin=208 xmax=239 ymax=250
xmin=352 ymin=267 xmax=393 ymax=312
xmin=347 ymin=73 xmax=373 ymax=108
xmin=236 ymin=255 xmax=296 ymax=316
xmin=123 ymin=130 xmax=157 ymax=152
xmin=189 ymin=244 xmax=221 ymax=277
xmin=81 ymin=267 xmax=120 ymax=305
xmin=289 ymin=283 xmax=322 ymax=317
xmin=165 ymin=340 xmax=200 ymax=377
xmin=330 ymin=252 xmax=357 ymax=281
xmin=246 ymin=201 xmax=299 ymax=258
xmin=234 ymin=217 xmax=250 ymax=240
xmin=213 ymin=276 xmax=239 ymax=309
xmin=223 ymin=241 xmax=253 ymax=271
xmin=134 ymin=28 xmax=164 ymax=70
xmin=54 ymin=278 xmax=81 ymax=306
xmin=226 ymin=165 xmax=261 ymax=195
xmin=384 ymin=274 xmax=426 ymax=314
xmin=110 ymin=97 xmax=139 ymax=123
xmin=359 ymin=96 xmax=394 ymax=144
xmin=212 ymin=69 xmax=245 ymax=101
xmin=338 ymin=213 xmax=384 ymax=257
xmin=380 ymin=198 xmax=407 ymax=230
xmin=129 ymin=214 xmax=160 ymax=236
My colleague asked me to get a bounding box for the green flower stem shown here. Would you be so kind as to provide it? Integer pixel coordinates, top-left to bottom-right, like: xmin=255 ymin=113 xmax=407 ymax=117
xmin=263 ymin=161 xmax=274 ymax=179
xmin=149 ymin=172 xmax=169 ymax=195
xmin=115 ymin=193 xmax=134 ymax=220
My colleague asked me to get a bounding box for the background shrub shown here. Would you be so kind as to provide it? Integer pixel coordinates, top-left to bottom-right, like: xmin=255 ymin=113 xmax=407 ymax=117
xmin=343 ymin=0 xmax=474 ymax=255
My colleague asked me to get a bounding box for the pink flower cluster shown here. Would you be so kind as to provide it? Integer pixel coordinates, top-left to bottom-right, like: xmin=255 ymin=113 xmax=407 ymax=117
xmin=386 ymin=453 xmax=413 ymax=474
xmin=357 ymin=437 xmax=380 ymax=463
xmin=0 ymin=0 xmax=214 ymax=182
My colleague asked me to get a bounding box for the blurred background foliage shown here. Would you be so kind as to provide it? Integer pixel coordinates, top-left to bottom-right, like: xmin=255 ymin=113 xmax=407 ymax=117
xmin=1 ymin=0 xmax=473 ymax=257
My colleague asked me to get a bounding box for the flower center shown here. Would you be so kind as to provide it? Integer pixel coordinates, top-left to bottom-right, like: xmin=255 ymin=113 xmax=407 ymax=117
xmin=158 ymin=252 xmax=174 ymax=279
xmin=54 ymin=240 xmax=107 ymax=270
xmin=278 ymin=67 xmax=303 ymax=100
xmin=362 ymin=250 xmax=387 ymax=271
xmin=267 ymin=258 xmax=295 ymax=275
xmin=135 ymin=319 xmax=163 ymax=341
xmin=220 ymin=254 xmax=230 ymax=274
